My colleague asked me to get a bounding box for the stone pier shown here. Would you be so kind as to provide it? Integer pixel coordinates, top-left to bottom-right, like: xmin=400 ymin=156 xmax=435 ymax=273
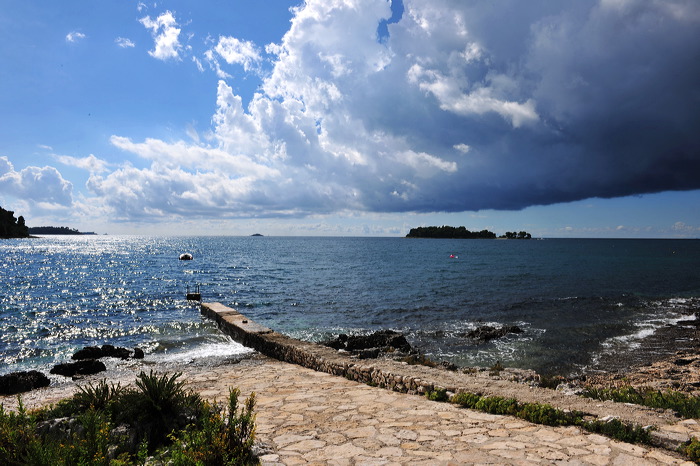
xmin=200 ymin=302 xmax=700 ymax=457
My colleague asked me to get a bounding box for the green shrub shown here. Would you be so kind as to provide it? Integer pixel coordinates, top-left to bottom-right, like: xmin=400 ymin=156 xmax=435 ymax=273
xmin=0 ymin=373 xmax=258 ymax=465
xmin=516 ymin=402 xmax=579 ymax=427
xmin=582 ymin=417 xmax=652 ymax=444
xmin=1 ymin=402 xmax=115 ymax=466
xmin=74 ymin=379 xmax=124 ymax=412
xmin=169 ymin=388 xmax=257 ymax=465
xmin=489 ymin=361 xmax=504 ymax=376
xmin=0 ymin=400 xmax=35 ymax=465
xmin=538 ymin=374 xmax=566 ymax=389
xmin=426 ymin=388 xmax=449 ymax=402
xmin=117 ymin=371 xmax=202 ymax=449
xmin=475 ymin=396 xmax=518 ymax=416
xmin=681 ymin=437 xmax=700 ymax=462
xmin=451 ymin=392 xmax=481 ymax=408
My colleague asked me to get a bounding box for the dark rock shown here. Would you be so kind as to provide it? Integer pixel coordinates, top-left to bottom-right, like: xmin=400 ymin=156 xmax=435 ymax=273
xmin=323 ymin=333 xmax=348 ymax=350
xmin=72 ymin=344 xmax=132 ymax=360
xmin=440 ymin=361 xmax=458 ymax=371
xmin=133 ymin=347 xmax=144 ymax=359
xmin=101 ymin=344 xmax=131 ymax=359
xmin=345 ymin=330 xmax=412 ymax=353
xmin=465 ymin=325 xmax=524 ymax=342
xmin=0 ymin=370 xmax=50 ymax=395
xmin=674 ymin=358 xmax=695 ymax=366
xmin=72 ymin=346 xmax=104 ymax=360
xmin=50 ymin=360 xmax=106 ymax=377
xmin=323 ymin=330 xmax=412 ymax=354
xmin=357 ymin=348 xmax=381 ymax=359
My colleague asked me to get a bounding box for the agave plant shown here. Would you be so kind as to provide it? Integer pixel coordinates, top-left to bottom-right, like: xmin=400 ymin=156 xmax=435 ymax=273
xmin=73 ymin=379 xmax=124 ymax=413
xmin=119 ymin=371 xmax=201 ymax=449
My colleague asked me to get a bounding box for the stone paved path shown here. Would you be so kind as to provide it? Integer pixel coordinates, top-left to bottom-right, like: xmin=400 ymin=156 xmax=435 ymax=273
xmin=3 ymin=355 xmax=696 ymax=465
xmin=183 ymin=357 xmax=693 ymax=465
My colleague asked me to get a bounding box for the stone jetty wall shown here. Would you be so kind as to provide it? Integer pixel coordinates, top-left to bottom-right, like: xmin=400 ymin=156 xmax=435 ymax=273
xmin=202 ymin=302 xmax=700 ymax=452
xmin=200 ymin=302 xmax=444 ymax=395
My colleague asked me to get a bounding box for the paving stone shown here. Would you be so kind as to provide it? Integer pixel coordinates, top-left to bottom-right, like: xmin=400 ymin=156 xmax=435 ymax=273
xmin=284 ymin=439 xmax=327 ymax=451
xmin=612 ymin=452 xmax=656 ymax=465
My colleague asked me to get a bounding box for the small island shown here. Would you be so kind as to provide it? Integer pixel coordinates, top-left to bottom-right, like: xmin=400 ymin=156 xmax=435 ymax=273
xmin=0 ymin=205 xmax=29 ymax=239
xmin=406 ymin=226 xmax=531 ymax=239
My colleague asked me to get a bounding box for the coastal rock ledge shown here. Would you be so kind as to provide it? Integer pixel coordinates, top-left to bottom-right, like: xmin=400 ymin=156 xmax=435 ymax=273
xmin=322 ymin=330 xmax=413 ymax=358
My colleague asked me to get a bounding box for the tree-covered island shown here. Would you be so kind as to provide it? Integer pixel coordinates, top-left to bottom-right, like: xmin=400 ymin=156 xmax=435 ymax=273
xmin=0 ymin=205 xmax=29 ymax=238
xmin=406 ymin=226 xmax=532 ymax=239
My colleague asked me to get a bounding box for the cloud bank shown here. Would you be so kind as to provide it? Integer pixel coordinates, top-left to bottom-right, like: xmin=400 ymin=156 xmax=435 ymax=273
xmin=0 ymin=157 xmax=73 ymax=206
xmin=42 ymin=1 xmax=700 ymax=220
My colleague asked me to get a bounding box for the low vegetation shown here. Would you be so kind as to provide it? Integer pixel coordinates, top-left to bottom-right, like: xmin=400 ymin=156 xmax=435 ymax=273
xmin=681 ymin=437 xmax=700 ymax=462
xmin=582 ymin=385 xmax=700 ymax=419
xmin=0 ymin=371 xmax=257 ymax=465
xmin=447 ymin=391 xmax=652 ymax=444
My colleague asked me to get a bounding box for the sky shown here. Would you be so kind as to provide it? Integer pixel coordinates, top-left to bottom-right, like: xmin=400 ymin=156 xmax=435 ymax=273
xmin=1 ymin=0 xmax=699 ymax=238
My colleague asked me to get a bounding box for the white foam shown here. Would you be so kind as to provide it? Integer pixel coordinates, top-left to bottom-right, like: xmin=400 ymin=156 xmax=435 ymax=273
xmin=601 ymin=300 xmax=696 ymax=351
xmin=152 ymin=340 xmax=254 ymax=364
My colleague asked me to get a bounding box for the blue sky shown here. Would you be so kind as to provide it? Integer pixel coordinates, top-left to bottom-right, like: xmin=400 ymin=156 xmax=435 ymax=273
xmin=1 ymin=0 xmax=699 ymax=237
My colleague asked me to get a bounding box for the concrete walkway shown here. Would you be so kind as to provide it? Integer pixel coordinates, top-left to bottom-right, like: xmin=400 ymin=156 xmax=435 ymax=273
xmin=3 ymin=354 xmax=696 ymax=464
xmin=183 ymin=356 xmax=692 ymax=465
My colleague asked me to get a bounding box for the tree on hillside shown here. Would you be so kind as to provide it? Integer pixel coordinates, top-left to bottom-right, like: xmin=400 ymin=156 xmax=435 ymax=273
xmin=0 ymin=206 xmax=29 ymax=238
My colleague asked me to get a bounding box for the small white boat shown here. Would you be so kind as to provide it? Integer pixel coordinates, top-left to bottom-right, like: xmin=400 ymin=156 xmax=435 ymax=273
xmin=179 ymin=253 xmax=193 ymax=260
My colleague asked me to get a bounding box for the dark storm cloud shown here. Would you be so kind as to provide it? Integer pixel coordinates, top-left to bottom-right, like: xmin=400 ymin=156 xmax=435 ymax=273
xmin=91 ymin=0 xmax=700 ymax=219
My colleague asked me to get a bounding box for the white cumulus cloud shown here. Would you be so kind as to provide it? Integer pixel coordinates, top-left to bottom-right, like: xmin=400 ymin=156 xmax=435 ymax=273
xmin=115 ymin=37 xmax=135 ymax=48
xmin=214 ymin=36 xmax=261 ymax=72
xmin=54 ymin=154 xmax=109 ymax=174
xmin=140 ymin=11 xmax=182 ymax=60
xmin=0 ymin=157 xmax=73 ymax=206
xmin=65 ymin=31 xmax=86 ymax=43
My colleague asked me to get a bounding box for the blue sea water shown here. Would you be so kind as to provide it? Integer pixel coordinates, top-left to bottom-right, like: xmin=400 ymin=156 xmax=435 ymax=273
xmin=1 ymin=235 xmax=699 ymax=377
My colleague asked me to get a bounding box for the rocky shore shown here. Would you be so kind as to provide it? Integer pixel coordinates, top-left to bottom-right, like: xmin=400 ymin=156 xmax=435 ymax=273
xmin=581 ymin=310 xmax=700 ymax=395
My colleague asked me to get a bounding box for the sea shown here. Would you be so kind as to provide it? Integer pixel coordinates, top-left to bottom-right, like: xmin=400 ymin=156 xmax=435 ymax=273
xmin=1 ymin=235 xmax=699 ymax=379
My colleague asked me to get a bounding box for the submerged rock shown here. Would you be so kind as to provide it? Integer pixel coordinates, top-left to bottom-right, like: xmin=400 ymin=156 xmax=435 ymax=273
xmin=133 ymin=347 xmax=145 ymax=359
xmin=0 ymin=370 xmax=50 ymax=395
xmin=323 ymin=330 xmax=413 ymax=354
xmin=465 ymin=325 xmax=524 ymax=342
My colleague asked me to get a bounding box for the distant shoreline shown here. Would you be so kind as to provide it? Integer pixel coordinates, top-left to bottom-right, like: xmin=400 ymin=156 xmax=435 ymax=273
xmin=28 ymin=226 xmax=97 ymax=235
